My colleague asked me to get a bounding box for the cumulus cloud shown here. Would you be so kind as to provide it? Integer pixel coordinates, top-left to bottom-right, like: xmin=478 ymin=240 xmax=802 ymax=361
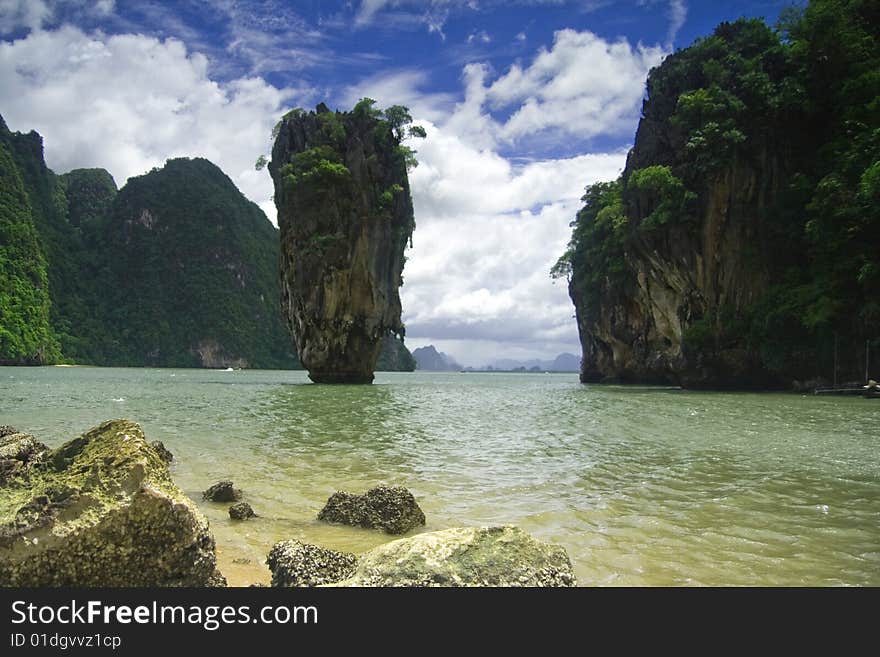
xmin=0 ymin=0 xmax=117 ymax=34
xmin=340 ymin=69 xmax=456 ymax=125
xmin=0 ymin=26 xmax=294 ymax=223
xmin=484 ymin=29 xmax=664 ymax=143
xmin=399 ymin=120 xmax=625 ymax=364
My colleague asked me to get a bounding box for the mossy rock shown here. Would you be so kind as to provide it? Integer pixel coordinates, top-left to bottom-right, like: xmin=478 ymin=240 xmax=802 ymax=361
xmin=0 ymin=419 xmax=224 ymax=586
xmin=333 ymin=526 xmax=576 ymax=587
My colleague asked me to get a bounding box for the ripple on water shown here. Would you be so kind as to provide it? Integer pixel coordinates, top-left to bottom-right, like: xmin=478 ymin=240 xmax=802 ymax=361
xmin=2 ymin=368 xmax=879 ymax=586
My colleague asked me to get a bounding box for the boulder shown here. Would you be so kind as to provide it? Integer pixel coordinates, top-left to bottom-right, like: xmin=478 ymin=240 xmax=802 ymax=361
xmin=266 ymin=540 xmax=357 ymax=587
xmin=229 ymin=501 xmax=256 ymax=520
xmin=150 ymin=440 xmax=173 ymax=463
xmin=317 ymin=485 xmax=425 ymax=534
xmin=334 ymin=526 xmax=576 ymax=587
xmin=203 ymin=480 xmax=241 ymax=502
xmin=0 ymin=419 xmax=225 ymax=586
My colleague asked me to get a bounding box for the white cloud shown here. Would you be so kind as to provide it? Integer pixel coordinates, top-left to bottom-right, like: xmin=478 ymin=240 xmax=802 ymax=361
xmin=0 ymin=0 xmax=117 ymax=34
xmin=0 ymin=26 xmax=295 ymax=223
xmin=0 ymin=0 xmax=51 ymax=33
xmin=399 ymin=119 xmax=626 ymax=364
xmin=483 ymin=28 xmax=665 ymax=142
xmin=340 ymin=69 xmax=456 ymax=125
xmin=667 ymin=0 xmax=687 ymax=46
xmin=355 ymin=0 xmax=392 ymax=27
xmin=467 ymin=29 xmax=491 ymax=44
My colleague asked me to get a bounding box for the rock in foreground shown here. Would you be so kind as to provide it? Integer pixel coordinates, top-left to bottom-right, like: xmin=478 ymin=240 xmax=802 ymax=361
xmin=335 ymin=526 xmax=576 ymax=587
xmin=266 ymin=540 xmax=357 ymax=587
xmin=317 ymin=485 xmax=425 ymax=534
xmin=0 ymin=419 xmax=224 ymax=586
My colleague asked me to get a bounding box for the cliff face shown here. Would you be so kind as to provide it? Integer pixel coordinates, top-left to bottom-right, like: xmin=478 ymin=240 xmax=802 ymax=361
xmin=376 ymin=333 xmax=416 ymax=372
xmin=0 ymin=117 xmax=60 ymax=364
xmin=576 ymin=128 xmax=787 ymax=387
xmin=270 ymin=103 xmax=415 ymax=383
xmin=565 ymin=10 xmax=880 ymax=388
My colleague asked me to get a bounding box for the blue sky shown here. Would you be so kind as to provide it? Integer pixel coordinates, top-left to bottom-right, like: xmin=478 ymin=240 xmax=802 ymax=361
xmin=0 ymin=0 xmax=798 ymax=366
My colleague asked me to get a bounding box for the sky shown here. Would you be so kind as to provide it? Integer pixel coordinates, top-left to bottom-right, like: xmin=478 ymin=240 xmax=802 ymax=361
xmin=0 ymin=0 xmax=799 ymax=367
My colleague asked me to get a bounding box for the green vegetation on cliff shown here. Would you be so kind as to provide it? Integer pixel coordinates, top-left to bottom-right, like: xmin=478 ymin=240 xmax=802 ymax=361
xmin=95 ymin=158 xmax=294 ymax=368
xmin=0 ymin=137 xmax=59 ymax=364
xmin=556 ymin=0 xmax=880 ymax=386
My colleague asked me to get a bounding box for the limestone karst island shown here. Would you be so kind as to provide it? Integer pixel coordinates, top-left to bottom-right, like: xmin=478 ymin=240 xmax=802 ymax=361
xmin=1 ymin=0 xmax=878 ymax=596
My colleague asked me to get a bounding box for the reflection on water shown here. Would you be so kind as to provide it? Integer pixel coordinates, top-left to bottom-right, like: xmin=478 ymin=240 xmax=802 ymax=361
xmin=2 ymin=367 xmax=879 ymax=586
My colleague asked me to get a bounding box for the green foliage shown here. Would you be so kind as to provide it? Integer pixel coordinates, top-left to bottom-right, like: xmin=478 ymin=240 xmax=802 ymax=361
xmin=626 ymin=165 xmax=695 ymax=229
xmin=281 ymin=147 xmax=351 ymax=195
xmin=353 ymin=97 xmax=382 ymax=120
xmin=397 ymin=145 xmax=420 ymax=170
xmin=554 ymin=180 xmax=628 ymax=312
xmin=384 ymin=105 xmax=413 ymax=140
xmin=0 ymin=141 xmax=60 ymax=364
xmin=89 ymin=158 xmax=297 ymax=368
xmin=60 ymin=168 xmax=116 ymax=229
xmin=673 ymin=86 xmax=747 ymax=169
xmin=317 ymin=111 xmax=346 ymax=145
xmin=254 ymin=155 xmax=268 ymax=171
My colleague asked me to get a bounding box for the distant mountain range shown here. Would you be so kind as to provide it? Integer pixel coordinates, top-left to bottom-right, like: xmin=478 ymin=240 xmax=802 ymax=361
xmin=412 ymin=345 xmax=580 ymax=372
xmin=479 ymin=353 xmax=580 ymax=372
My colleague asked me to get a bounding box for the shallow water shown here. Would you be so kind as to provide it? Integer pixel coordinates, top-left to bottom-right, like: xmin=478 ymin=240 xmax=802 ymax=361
xmin=2 ymin=366 xmax=878 ymax=586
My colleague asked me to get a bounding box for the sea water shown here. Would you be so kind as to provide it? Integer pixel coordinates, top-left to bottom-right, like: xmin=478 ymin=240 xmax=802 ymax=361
xmin=2 ymin=366 xmax=878 ymax=586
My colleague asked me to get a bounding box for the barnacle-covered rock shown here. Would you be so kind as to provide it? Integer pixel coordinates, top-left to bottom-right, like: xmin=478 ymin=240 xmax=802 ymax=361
xmin=266 ymin=540 xmax=356 ymax=587
xmin=317 ymin=485 xmax=425 ymax=534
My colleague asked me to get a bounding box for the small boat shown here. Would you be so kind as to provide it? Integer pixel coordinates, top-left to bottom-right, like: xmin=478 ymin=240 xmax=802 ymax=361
xmin=864 ymin=380 xmax=879 ymax=399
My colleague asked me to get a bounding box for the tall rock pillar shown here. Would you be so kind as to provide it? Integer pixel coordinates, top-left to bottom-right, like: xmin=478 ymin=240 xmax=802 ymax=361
xmin=269 ymin=102 xmax=415 ymax=383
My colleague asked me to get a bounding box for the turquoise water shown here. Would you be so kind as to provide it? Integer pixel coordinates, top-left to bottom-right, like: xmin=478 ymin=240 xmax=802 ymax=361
xmin=2 ymin=366 xmax=878 ymax=586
